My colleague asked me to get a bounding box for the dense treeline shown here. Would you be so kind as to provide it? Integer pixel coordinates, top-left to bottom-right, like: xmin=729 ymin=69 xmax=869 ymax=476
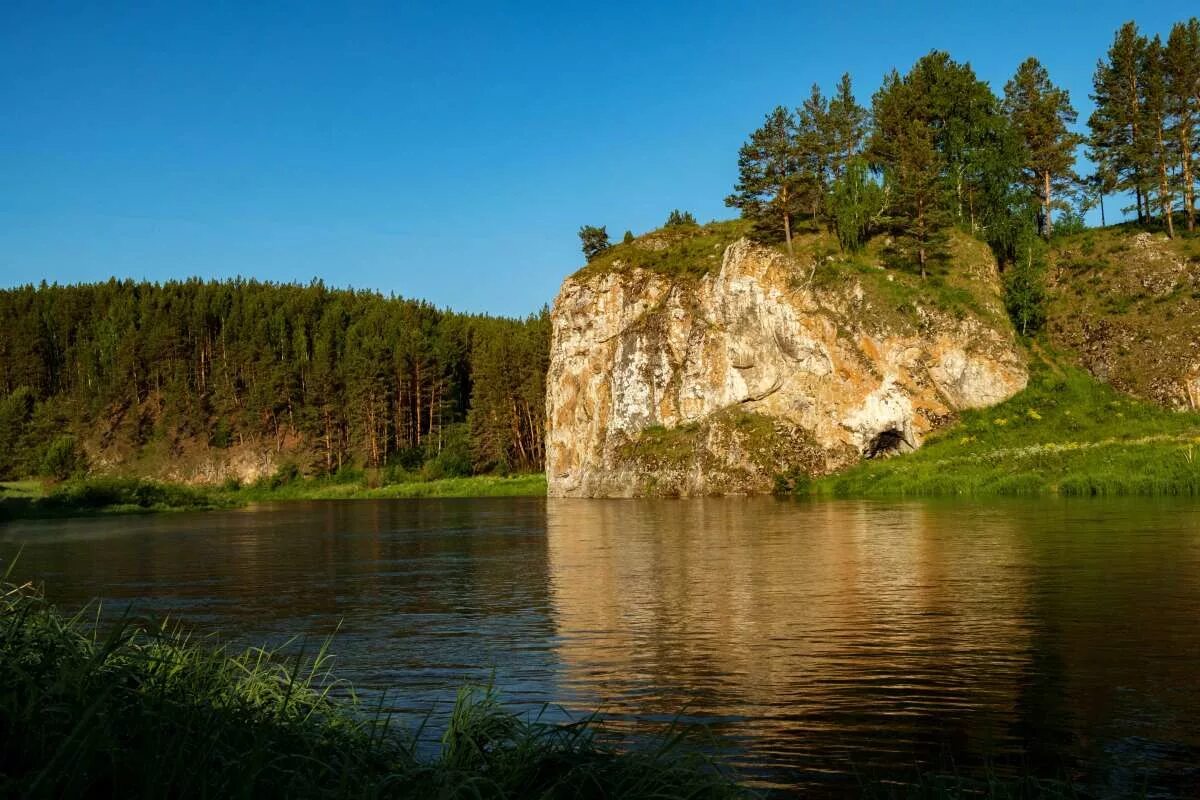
xmin=0 ymin=280 xmax=549 ymax=481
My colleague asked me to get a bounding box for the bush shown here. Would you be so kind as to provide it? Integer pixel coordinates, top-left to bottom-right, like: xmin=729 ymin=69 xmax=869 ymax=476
xmin=420 ymin=423 xmax=474 ymax=480
xmin=39 ymin=435 xmax=86 ymax=481
xmin=259 ymin=462 xmax=301 ymax=490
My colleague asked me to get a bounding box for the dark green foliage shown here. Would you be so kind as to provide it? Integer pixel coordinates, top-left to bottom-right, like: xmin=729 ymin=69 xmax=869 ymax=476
xmin=578 ymin=225 xmax=611 ymax=261
xmin=0 ymin=478 xmax=226 ymax=520
xmin=420 ymin=422 xmax=473 ymax=479
xmin=0 ymin=581 xmax=747 ymax=799
xmin=0 ymin=387 xmax=34 ymax=477
xmin=0 ymin=281 xmax=548 ymax=480
xmin=726 ymin=106 xmax=806 ymax=252
xmin=664 ymin=209 xmax=697 ymax=227
xmin=467 ymin=311 xmax=550 ymax=473
xmin=622 ymin=229 xmax=635 ymax=244
xmin=1003 ymin=239 xmax=1049 ymax=336
xmin=1003 ymin=58 xmax=1082 ymax=238
xmin=40 ymin=435 xmax=86 ymax=480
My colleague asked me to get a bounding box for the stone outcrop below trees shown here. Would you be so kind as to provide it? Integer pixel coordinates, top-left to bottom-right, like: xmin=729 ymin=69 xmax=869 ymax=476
xmin=545 ymin=236 xmax=1028 ymax=497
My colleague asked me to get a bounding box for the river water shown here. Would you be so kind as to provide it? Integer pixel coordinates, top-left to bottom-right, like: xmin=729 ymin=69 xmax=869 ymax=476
xmin=2 ymin=497 xmax=1198 ymax=796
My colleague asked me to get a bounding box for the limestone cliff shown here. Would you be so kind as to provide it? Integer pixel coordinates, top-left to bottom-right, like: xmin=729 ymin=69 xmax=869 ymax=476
xmin=546 ymin=228 xmax=1028 ymax=497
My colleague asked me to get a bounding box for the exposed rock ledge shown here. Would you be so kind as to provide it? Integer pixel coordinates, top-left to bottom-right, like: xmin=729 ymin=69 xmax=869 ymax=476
xmin=545 ymin=237 xmax=1028 ymax=497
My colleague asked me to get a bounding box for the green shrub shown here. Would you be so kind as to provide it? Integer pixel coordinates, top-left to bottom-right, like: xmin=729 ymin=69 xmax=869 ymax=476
xmin=39 ymin=435 xmax=86 ymax=481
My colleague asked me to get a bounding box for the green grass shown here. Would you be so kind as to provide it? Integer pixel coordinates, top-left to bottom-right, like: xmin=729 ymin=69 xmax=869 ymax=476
xmin=573 ymin=219 xmax=754 ymax=281
xmin=0 ymin=474 xmax=548 ymax=520
xmin=0 ymin=577 xmax=745 ymax=799
xmin=810 ymin=360 xmax=1200 ymax=498
xmin=0 ymin=478 xmax=233 ymax=521
xmin=233 ymin=473 xmax=547 ymax=501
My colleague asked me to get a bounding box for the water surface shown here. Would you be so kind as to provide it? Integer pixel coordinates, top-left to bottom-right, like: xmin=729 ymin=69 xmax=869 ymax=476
xmin=3 ymin=497 xmax=1198 ymax=796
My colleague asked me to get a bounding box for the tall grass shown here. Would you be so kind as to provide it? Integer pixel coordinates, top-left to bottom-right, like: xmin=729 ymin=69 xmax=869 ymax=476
xmin=0 ymin=578 xmax=744 ymax=799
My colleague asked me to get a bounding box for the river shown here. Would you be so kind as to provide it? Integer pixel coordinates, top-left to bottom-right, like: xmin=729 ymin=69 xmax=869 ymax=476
xmin=2 ymin=497 xmax=1198 ymax=796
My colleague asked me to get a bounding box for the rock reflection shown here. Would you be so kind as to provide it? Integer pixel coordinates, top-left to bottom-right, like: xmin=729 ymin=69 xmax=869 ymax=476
xmin=545 ymin=498 xmax=1200 ymax=794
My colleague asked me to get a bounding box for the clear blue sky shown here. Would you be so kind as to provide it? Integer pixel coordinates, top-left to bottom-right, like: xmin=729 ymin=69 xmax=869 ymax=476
xmin=0 ymin=2 xmax=1186 ymax=316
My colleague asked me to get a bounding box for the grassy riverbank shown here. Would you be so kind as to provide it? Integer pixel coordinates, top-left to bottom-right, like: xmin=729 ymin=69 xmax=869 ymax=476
xmin=809 ymin=363 xmax=1200 ymax=498
xmin=0 ymin=578 xmax=742 ymax=799
xmin=233 ymin=472 xmax=547 ymax=501
xmin=0 ymin=473 xmax=547 ymax=521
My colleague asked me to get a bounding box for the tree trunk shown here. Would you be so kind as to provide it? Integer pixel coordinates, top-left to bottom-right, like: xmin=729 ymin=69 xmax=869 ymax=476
xmin=1158 ymin=121 xmax=1175 ymax=239
xmin=783 ymin=212 xmax=793 ymax=255
xmin=1159 ymin=160 xmax=1175 ymax=238
xmin=1181 ymin=121 xmax=1195 ymax=232
xmin=1136 ymin=183 xmax=1145 ymax=224
xmin=1041 ymin=170 xmax=1054 ymax=239
xmin=1099 ymin=192 xmax=1106 ymax=227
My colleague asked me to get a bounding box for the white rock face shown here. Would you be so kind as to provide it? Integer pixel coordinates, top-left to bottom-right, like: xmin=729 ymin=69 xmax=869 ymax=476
xmin=546 ymin=238 xmax=1028 ymax=497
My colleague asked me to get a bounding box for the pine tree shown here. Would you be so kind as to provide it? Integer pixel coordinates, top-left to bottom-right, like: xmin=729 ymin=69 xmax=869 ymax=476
xmin=577 ymin=225 xmax=610 ymax=262
xmin=1089 ymin=22 xmax=1151 ymax=224
xmin=870 ymin=67 xmax=952 ymax=277
xmin=664 ymin=209 xmax=697 ymax=227
xmin=725 ymin=106 xmax=803 ymax=254
xmin=824 ymin=73 xmax=868 ymax=180
xmin=622 ymin=229 xmax=635 ymax=244
xmin=1003 ymin=57 xmax=1083 ymax=238
xmin=1165 ymin=19 xmax=1200 ymax=231
xmin=1143 ymin=37 xmax=1177 ymax=238
xmin=795 ymin=84 xmax=831 ymax=218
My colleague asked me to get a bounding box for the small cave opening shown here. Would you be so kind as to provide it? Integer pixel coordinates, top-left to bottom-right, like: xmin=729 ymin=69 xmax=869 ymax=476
xmin=864 ymin=428 xmax=909 ymax=459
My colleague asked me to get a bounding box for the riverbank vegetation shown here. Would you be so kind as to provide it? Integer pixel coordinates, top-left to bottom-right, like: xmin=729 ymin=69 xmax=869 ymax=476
xmin=809 ymin=362 xmax=1200 ymax=498
xmin=0 ymin=578 xmax=744 ymax=799
xmin=0 ymin=472 xmax=547 ymax=521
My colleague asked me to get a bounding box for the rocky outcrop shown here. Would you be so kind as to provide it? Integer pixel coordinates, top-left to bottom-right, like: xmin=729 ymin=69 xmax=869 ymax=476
xmin=546 ymin=236 xmax=1028 ymax=497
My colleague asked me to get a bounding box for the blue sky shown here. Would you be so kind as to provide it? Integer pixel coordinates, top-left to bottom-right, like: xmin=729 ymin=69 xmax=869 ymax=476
xmin=0 ymin=2 xmax=1186 ymax=316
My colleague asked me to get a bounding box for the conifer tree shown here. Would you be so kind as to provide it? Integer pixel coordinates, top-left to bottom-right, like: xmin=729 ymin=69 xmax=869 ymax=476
xmin=664 ymin=210 xmax=697 ymax=227
xmin=1165 ymin=19 xmax=1200 ymax=231
xmin=795 ymin=84 xmax=831 ymax=217
xmin=577 ymin=225 xmax=610 ymax=262
xmin=825 ymin=73 xmax=868 ymax=180
xmin=1003 ymin=57 xmax=1083 ymax=238
xmin=726 ymin=107 xmax=803 ymax=253
xmin=870 ymin=68 xmax=951 ymax=277
xmin=1143 ymin=37 xmax=1177 ymax=238
xmin=1089 ymin=22 xmax=1151 ymax=223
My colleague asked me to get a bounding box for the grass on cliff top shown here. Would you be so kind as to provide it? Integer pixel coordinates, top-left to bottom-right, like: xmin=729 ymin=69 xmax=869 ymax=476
xmin=0 ymin=577 xmax=745 ymax=799
xmin=575 ymin=218 xmax=1007 ymax=334
xmin=809 ymin=359 xmax=1200 ymax=498
xmin=573 ymin=219 xmax=754 ymax=281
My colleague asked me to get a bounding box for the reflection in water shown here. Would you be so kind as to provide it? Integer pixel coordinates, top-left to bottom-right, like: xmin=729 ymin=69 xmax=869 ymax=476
xmin=545 ymin=499 xmax=1200 ymax=795
xmin=2 ymin=498 xmax=1199 ymax=796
